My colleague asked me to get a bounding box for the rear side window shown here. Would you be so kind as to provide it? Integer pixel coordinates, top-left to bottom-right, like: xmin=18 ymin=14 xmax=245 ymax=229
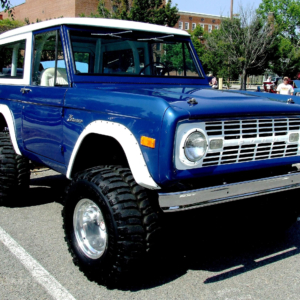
xmin=0 ymin=39 xmax=26 ymax=79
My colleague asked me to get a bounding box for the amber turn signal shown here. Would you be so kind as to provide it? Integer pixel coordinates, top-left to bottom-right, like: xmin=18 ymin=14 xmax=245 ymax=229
xmin=141 ymin=136 xmax=156 ymax=148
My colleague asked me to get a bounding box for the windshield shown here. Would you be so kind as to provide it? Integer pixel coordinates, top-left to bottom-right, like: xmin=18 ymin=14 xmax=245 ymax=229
xmin=69 ymin=29 xmax=202 ymax=78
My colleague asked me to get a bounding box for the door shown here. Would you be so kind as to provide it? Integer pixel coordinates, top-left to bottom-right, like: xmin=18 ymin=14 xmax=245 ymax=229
xmin=22 ymin=29 xmax=68 ymax=163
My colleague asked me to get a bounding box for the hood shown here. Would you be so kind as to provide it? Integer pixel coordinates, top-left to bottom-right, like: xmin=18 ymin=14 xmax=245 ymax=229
xmin=90 ymin=84 xmax=300 ymax=118
xmin=168 ymin=88 xmax=300 ymax=118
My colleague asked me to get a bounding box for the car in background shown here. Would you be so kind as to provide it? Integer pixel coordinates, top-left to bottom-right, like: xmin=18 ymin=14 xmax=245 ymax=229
xmin=263 ymin=77 xmax=282 ymax=93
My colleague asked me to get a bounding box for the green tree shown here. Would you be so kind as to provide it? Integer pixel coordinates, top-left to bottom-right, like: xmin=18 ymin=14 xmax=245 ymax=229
xmin=257 ymin=0 xmax=300 ymax=37
xmin=82 ymin=0 xmax=180 ymax=27
xmin=189 ymin=25 xmax=205 ymax=59
xmin=1 ymin=0 xmax=13 ymax=18
xmin=200 ymin=28 xmax=240 ymax=86
xmin=202 ymin=7 xmax=275 ymax=90
xmin=257 ymin=0 xmax=300 ymax=77
xmin=0 ymin=18 xmax=23 ymax=34
xmin=162 ymin=43 xmax=184 ymax=75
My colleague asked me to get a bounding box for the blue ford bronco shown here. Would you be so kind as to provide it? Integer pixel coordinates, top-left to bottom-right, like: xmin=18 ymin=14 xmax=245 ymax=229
xmin=1 ymin=18 xmax=300 ymax=283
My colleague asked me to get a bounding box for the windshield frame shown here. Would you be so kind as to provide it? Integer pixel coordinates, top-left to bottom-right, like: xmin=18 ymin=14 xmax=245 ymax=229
xmin=65 ymin=25 xmax=207 ymax=85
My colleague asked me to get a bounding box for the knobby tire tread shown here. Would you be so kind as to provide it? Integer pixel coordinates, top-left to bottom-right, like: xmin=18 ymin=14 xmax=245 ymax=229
xmin=0 ymin=132 xmax=30 ymax=204
xmin=62 ymin=165 xmax=161 ymax=285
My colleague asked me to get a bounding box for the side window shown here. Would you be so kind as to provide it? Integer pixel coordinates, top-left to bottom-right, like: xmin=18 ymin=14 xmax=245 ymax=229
xmin=32 ymin=30 xmax=68 ymax=87
xmin=0 ymin=39 xmax=26 ymax=79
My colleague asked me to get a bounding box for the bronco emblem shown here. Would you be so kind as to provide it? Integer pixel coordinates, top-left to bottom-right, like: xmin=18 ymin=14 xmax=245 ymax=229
xmin=67 ymin=115 xmax=83 ymax=123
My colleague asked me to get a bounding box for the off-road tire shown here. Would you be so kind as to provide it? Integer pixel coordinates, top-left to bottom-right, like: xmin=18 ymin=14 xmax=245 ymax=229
xmin=0 ymin=132 xmax=30 ymax=204
xmin=62 ymin=165 xmax=161 ymax=284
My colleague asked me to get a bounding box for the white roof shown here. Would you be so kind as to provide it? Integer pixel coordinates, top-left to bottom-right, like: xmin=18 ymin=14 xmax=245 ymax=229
xmin=0 ymin=17 xmax=190 ymax=39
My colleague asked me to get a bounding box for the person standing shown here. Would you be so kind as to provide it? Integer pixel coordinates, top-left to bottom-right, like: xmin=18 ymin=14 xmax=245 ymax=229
xmin=277 ymin=77 xmax=294 ymax=95
xmin=208 ymin=73 xmax=218 ymax=89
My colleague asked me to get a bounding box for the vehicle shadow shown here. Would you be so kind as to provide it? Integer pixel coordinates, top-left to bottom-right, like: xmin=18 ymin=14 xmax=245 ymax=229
xmin=120 ymin=227 xmax=300 ymax=291
xmin=117 ymin=192 xmax=300 ymax=291
xmin=4 ymin=173 xmax=300 ymax=291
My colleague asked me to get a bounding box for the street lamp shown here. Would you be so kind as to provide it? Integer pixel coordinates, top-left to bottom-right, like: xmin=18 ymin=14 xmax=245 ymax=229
xmin=230 ymin=0 xmax=233 ymax=19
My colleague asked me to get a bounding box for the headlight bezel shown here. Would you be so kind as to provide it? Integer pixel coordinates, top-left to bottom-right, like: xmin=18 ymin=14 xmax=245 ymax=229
xmin=177 ymin=126 xmax=209 ymax=167
xmin=184 ymin=131 xmax=208 ymax=162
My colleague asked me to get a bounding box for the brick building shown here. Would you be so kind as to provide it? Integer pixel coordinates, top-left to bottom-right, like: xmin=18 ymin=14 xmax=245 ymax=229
xmin=0 ymin=0 xmax=114 ymax=22
xmin=1 ymin=1 xmax=222 ymax=33
xmin=176 ymin=11 xmax=222 ymax=33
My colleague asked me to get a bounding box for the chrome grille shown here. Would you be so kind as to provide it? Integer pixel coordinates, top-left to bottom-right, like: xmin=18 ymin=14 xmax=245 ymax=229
xmin=206 ymin=118 xmax=300 ymax=139
xmin=202 ymin=117 xmax=300 ymax=167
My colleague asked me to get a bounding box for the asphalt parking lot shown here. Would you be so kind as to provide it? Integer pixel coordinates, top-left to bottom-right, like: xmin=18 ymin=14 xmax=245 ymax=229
xmin=1 ymin=169 xmax=300 ymax=300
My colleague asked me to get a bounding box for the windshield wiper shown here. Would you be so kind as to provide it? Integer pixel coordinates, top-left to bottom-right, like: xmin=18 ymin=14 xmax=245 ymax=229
xmin=91 ymin=30 xmax=132 ymax=39
xmin=137 ymin=34 xmax=174 ymax=42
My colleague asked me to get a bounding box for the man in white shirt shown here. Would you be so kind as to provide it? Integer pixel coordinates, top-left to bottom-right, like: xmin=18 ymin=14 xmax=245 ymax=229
xmin=277 ymin=77 xmax=294 ymax=95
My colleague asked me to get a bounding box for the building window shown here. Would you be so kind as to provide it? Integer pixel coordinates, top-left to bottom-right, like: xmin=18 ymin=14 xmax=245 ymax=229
xmin=200 ymin=23 xmax=204 ymax=29
xmin=212 ymin=19 xmax=216 ymax=23
xmin=178 ymin=21 xmax=183 ymax=29
xmin=214 ymin=25 xmax=219 ymax=30
xmin=201 ymin=18 xmax=205 ymax=22
xmin=185 ymin=22 xmax=189 ymax=30
xmin=189 ymin=17 xmax=193 ymax=20
xmin=192 ymin=23 xmax=196 ymax=31
xmin=208 ymin=25 xmax=212 ymax=33
xmin=156 ymin=43 xmax=161 ymax=51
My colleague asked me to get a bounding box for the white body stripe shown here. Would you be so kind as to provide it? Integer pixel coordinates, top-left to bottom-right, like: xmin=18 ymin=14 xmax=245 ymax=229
xmin=0 ymin=105 xmax=21 ymax=155
xmin=66 ymin=120 xmax=161 ymax=190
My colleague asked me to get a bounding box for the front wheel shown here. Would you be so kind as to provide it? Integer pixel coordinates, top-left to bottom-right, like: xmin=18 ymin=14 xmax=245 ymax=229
xmin=62 ymin=166 xmax=161 ymax=284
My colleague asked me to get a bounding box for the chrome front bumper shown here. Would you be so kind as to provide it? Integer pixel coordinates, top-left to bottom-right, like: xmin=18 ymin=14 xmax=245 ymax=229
xmin=159 ymin=172 xmax=300 ymax=212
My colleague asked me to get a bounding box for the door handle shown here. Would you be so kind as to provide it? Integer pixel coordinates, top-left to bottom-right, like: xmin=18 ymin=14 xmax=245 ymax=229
xmin=20 ymin=88 xmax=32 ymax=94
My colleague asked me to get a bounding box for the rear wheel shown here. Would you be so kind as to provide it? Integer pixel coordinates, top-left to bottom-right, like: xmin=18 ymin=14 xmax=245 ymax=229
xmin=0 ymin=132 xmax=30 ymax=205
xmin=62 ymin=166 xmax=161 ymax=284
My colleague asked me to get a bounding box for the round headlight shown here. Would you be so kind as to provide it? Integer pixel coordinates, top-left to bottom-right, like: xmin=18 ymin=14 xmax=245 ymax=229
xmin=184 ymin=131 xmax=207 ymax=162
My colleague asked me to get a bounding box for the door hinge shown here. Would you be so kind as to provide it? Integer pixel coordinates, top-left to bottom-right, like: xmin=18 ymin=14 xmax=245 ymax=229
xmin=60 ymin=107 xmax=64 ymax=117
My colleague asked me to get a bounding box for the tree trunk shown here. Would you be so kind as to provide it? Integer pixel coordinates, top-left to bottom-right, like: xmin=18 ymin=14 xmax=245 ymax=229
xmin=240 ymin=69 xmax=247 ymax=90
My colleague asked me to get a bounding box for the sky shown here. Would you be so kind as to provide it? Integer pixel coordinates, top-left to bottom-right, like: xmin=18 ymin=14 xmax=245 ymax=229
xmin=173 ymin=0 xmax=263 ymax=16
xmin=9 ymin=0 xmax=263 ymax=16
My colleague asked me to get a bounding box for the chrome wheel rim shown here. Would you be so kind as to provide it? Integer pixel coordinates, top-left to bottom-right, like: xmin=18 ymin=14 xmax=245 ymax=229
xmin=73 ymin=198 xmax=107 ymax=259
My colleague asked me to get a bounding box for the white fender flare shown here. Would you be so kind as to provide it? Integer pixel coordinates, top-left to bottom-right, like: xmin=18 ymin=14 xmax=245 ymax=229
xmin=0 ymin=104 xmax=21 ymax=155
xmin=66 ymin=120 xmax=161 ymax=190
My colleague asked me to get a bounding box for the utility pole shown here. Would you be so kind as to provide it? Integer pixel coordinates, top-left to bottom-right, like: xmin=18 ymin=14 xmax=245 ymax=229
xmin=230 ymin=0 xmax=233 ymax=19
